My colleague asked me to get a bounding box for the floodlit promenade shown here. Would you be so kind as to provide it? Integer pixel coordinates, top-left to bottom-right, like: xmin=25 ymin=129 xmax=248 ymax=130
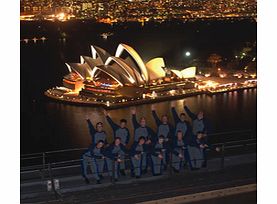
xmin=45 ymin=77 xmax=257 ymax=109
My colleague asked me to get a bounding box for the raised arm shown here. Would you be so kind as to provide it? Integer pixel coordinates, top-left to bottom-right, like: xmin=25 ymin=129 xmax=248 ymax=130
xmin=131 ymin=108 xmax=140 ymax=129
xmin=86 ymin=119 xmax=96 ymax=137
xmin=184 ymin=105 xmax=197 ymax=120
xmin=151 ymin=110 xmax=162 ymax=126
xmin=171 ymin=107 xmax=180 ymax=125
xmin=105 ymin=115 xmax=119 ymax=131
xmin=151 ymin=105 xmax=161 ymax=126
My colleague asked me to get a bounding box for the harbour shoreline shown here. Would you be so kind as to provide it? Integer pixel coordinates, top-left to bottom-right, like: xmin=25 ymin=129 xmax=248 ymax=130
xmin=44 ymin=85 xmax=256 ymax=109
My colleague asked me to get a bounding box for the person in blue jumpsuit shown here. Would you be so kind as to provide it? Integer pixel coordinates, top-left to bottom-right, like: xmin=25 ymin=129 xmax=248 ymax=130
xmin=188 ymin=131 xmax=221 ymax=169
xmin=151 ymin=105 xmax=174 ymax=169
xmin=131 ymin=108 xmax=156 ymax=174
xmin=171 ymin=130 xmax=192 ymax=172
xmin=184 ymin=101 xmax=211 ymax=167
xmin=130 ymin=136 xmax=147 ymax=178
xmin=105 ymin=137 xmax=127 ymax=182
xmin=151 ymin=106 xmax=175 ymax=142
xmin=80 ymin=140 xmax=105 ymax=184
xmin=104 ymin=110 xmax=130 ymax=176
xmin=86 ymin=117 xmax=108 ymax=146
xmin=187 ymin=132 xmax=206 ymax=170
xmin=170 ymin=103 xmax=190 ymax=142
xmin=170 ymin=103 xmax=194 ymax=170
xmin=150 ymin=135 xmax=167 ymax=176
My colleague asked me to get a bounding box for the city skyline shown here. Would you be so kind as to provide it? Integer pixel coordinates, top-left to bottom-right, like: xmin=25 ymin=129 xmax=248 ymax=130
xmin=20 ymin=0 xmax=257 ymax=22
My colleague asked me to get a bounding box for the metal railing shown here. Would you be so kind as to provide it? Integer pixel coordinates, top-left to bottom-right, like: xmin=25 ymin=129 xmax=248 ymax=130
xmin=21 ymin=138 xmax=257 ymax=188
xmin=20 ymin=129 xmax=256 ymax=178
xmin=20 ymin=129 xmax=256 ymax=172
xmin=21 ymin=137 xmax=256 ymax=200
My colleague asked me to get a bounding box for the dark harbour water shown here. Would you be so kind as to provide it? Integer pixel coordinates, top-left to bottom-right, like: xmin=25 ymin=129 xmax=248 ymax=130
xmin=20 ymin=20 xmax=257 ymax=154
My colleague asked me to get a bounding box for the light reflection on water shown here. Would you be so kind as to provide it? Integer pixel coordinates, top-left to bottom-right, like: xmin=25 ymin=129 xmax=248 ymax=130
xmin=22 ymin=89 xmax=257 ymax=154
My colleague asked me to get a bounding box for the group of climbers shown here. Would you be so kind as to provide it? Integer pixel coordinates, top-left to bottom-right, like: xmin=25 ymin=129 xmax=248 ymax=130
xmin=81 ymin=101 xmax=218 ymax=184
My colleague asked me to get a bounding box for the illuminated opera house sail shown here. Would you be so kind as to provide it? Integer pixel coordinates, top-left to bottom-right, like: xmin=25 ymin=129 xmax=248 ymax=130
xmin=46 ymin=43 xmax=197 ymax=105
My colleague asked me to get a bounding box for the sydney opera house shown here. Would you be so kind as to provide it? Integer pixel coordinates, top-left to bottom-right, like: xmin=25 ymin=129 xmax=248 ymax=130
xmin=45 ymin=43 xmax=197 ymax=105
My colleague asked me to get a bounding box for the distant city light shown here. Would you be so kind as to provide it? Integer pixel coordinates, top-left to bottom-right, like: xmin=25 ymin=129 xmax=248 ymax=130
xmin=169 ymin=90 xmax=176 ymax=96
xmin=185 ymin=51 xmax=191 ymax=57
xmin=56 ymin=12 xmax=66 ymax=21
xmin=106 ymin=101 xmax=110 ymax=107
xmin=20 ymin=0 xmax=257 ymax=22
xmin=205 ymin=80 xmax=219 ymax=89
xmin=151 ymin=91 xmax=157 ymax=98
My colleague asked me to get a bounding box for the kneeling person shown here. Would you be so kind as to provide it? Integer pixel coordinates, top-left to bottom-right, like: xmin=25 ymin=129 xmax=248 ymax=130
xmin=81 ymin=140 xmax=105 ymax=184
xmin=187 ymin=132 xmax=205 ymax=170
xmin=150 ymin=135 xmax=167 ymax=176
xmin=104 ymin=111 xmax=130 ymax=175
xmin=130 ymin=137 xmax=146 ymax=178
xmin=171 ymin=130 xmax=192 ymax=172
xmin=105 ymin=137 xmax=127 ymax=182
xmin=80 ymin=144 xmax=94 ymax=184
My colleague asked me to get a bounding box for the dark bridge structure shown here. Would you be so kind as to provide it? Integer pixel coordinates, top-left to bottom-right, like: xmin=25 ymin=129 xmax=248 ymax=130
xmin=20 ymin=129 xmax=257 ymax=203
